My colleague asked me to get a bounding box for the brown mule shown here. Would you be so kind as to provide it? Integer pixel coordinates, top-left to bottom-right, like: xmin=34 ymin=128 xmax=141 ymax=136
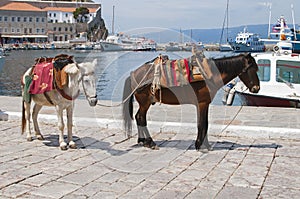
xmin=123 ymin=51 xmax=260 ymax=151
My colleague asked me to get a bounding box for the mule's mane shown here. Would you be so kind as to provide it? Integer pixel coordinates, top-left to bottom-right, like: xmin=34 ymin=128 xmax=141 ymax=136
xmin=212 ymin=54 xmax=246 ymax=75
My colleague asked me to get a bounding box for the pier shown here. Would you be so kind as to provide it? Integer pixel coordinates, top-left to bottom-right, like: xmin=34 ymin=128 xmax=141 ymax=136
xmin=0 ymin=96 xmax=300 ymax=198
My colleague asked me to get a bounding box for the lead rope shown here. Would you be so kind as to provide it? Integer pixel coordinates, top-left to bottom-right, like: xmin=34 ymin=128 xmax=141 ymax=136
xmin=97 ymin=62 xmax=154 ymax=107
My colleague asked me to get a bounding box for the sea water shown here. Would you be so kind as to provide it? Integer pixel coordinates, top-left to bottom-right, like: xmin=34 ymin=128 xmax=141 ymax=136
xmin=0 ymin=49 xmax=241 ymax=105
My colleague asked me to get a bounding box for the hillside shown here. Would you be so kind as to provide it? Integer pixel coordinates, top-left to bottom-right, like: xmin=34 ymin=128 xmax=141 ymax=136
xmin=133 ymin=24 xmax=299 ymax=44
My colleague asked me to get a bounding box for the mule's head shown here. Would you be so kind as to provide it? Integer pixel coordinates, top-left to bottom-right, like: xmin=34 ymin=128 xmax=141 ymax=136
xmin=238 ymin=53 xmax=260 ymax=93
xmin=78 ymin=59 xmax=98 ymax=106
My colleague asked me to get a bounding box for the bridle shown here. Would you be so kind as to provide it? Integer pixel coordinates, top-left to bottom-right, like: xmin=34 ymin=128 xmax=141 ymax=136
xmin=78 ymin=68 xmax=97 ymax=100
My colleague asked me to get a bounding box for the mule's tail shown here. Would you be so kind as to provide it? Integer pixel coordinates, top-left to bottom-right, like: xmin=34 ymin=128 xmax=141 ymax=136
xmin=122 ymin=76 xmax=134 ymax=137
xmin=21 ymin=99 xmax=26 ymax=134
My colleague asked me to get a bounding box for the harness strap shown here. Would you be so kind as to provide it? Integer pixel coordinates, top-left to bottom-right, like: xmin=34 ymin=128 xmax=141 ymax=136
xmin=56 ymin=87 xmax=80 ymax=101
xmin=44 ymin=92 xmax=54 ymax=105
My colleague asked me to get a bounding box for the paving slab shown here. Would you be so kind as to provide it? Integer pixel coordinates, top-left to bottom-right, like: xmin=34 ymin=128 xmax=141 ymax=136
xmin=0 ymin=96 xmax=300 ymax=198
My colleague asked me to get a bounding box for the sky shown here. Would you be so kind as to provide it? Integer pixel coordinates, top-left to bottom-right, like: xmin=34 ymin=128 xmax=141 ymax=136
xmin=94 ymin=0 xmax=300 ymax=34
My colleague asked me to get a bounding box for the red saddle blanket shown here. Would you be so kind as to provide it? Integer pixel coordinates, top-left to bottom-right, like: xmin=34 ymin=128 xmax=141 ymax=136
xmin=29 ymin=61 xmax=54 ymax=94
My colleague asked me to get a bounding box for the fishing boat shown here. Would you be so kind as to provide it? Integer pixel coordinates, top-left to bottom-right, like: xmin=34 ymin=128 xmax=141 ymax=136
xmin=229 ymin=27 xmax=265 ymax=52
xmin=224 ymin=44 xmax=300 ymax=108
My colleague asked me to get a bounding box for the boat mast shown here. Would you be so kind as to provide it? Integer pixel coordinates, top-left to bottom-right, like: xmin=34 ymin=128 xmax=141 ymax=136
xmin=291 ymin=4 xmax=297 ymax=40
xmin=226 ymin=0 xmax=229 ymax=42
xmin=220 ymin=0 xmax=229 ymax=44
xmin=268 ymin=4 xmax=272 ymax=39
xmin=112 ymin=5 xmax=115 ymax=35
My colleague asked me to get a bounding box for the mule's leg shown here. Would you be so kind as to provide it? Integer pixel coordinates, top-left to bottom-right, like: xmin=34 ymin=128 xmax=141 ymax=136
xmin=24 ymin=101 xmax=33 ymax=141
xmin=32 ymin=104 xmax=44 ymax=140
xmin=56 ymin=106 xmax=67 ymax=150
xmin=195 ymin=103 xmax=212 ymax=151
xmin=66 ymin=106 xmax=76 ymax=149
xmin=135 ymin=105 xmax=158 ymax=149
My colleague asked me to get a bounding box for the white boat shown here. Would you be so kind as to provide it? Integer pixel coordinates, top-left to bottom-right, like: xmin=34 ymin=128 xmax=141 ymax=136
xmin=225 ymin=45 xmax=300 ymax=108
xmin=220 ymin=43 xmax=233 ymax=52
xmin=229 ymin=27 xmax=266 ymax=52
xmin=100 ymin=34 xmax=156 ymax=51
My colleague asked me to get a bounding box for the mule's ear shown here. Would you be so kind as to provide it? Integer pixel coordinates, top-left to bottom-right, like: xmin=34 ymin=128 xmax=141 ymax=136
xmin=64 ymin=63 xmax=79 ymax=74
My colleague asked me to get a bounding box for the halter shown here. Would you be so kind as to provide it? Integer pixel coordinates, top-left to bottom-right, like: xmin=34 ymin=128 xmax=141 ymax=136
xmin=78 ymin=69 xmax=97 ymax=100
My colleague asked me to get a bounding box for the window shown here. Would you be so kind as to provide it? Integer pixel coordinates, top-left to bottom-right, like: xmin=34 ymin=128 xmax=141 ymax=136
xmin=276 ymin=60 xmax=300 ymax=83
xmin=53 ymin=27 xmax=56 ymax=31
xmin=54 ymin=13 xmax=56 ymax=17
xmin=65 ymin=27 xmax=68 ymax=31
xmin=42 ymin=18 xmax=45 ymax=22
xmin=257 ymin=59 xmax=271 ymax=81
xmin=58 ymin=27 xmax=61 ymax=31
xmin=17 ymin=28 xmax=20 ymax=33
xmin=24 ymin=17 xmax=27 ymax=22
xmin=41 ymin=29 xmax=44 ymax=33
xmin=65 ymin=13 xmax=68 ymax=17
xmin=0 ymin=16 xmax=2 ymax=21
xmin=36 ymin=17 xmax=39 ymax=23
xmin=49 ymin=13 xmax=52 ymax=17
xmin=36 ymin=28 xmax=40 ymax=33
xmin=11 ymin=28 xmax=15 ymax=33
xmin=17 ymin=17 xmax=21 ymax=22
xmin=4 ymin=17 xmax=8 ymax=22
xmin=11 ymin=17 xmax=15 ymax=22
xmin=29 ymin=17 xmax=32 ymax=22
xmin=29 ymin=28 xmax=32 ymax=34
xmin=24 ymin=28 xmax=27 ymax=34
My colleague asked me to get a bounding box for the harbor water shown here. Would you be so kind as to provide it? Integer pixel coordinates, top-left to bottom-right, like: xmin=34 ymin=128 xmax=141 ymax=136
xmin=0 ymin=49 xmax=241 ymax=105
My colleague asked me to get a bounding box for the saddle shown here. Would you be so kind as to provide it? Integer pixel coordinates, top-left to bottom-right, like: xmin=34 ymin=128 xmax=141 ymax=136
xmin=25 ymin=54 xmax=74 ymax=96
xmin=151 ymin=52 xmax=214 ymax=92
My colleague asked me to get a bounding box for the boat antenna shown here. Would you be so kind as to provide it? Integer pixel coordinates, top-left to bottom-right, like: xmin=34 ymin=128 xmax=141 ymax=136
xmin=268 ymin=4 xmax=272 ymax=39
xmin=291 ymin=4 xmax=297 ymax=40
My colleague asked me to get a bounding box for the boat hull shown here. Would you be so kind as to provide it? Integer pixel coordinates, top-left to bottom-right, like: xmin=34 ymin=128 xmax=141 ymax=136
xmin=236 ymin=91 xmax=300 ymax=108
xmin=230 ymin=43 xmax=265 ymax=52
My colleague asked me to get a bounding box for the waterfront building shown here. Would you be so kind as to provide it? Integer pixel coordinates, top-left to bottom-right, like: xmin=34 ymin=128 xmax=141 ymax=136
xmin=0 ymin=0 xmax=106 ymax=44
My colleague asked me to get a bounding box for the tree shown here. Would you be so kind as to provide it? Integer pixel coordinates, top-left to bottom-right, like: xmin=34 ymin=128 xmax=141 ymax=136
xmin=73 ymin=7 xmax=90 ymax=23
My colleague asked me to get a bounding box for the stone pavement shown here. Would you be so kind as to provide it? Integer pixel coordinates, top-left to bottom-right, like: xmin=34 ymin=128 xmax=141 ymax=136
xmin=0 ymin=96 xmax=300 ymax=198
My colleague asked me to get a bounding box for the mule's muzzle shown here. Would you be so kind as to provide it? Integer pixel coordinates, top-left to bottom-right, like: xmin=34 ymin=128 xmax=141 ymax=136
xmin=250 ymin=85 xmax=260 ymax=93
xmin=87 ymin=96 xmax=98 ymax=106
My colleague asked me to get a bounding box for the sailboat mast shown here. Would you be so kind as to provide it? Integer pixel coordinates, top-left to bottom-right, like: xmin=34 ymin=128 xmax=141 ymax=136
xmin=112 ymin=5 xmax=115 ymax=35
xmin=291 ymin=4 xmax=297 ymax=40
xmin=226 ymin=0 xmax=229 ymax=42
xmin=268 ymin=4 xmax=272 ymax=39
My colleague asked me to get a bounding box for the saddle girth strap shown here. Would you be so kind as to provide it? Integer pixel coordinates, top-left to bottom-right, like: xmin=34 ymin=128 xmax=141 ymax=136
xmin=44 ymin=92 xmax=54 ymax=105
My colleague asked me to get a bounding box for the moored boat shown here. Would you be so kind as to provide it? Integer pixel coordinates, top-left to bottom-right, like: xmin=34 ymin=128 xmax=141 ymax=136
xmin=100 ymin=34 xmax=156 ymax=51
xmin=226 ymin=47 xmax=300 ymax=108
xmin=229 ymin=27 xmax=265 ymax=52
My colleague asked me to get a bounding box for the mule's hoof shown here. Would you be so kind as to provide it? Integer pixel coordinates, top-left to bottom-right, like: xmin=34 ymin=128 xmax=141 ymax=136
xmin=137 ymin=138 xmax=145 ymax=146
xmin=69 ymin=141 xmax=77 ymax=149
xmin=36 ymin=135 xmax=44 ymax=141
xmin=151 ymin=145 xmax=159 ymax=150
xmin=60 ymin=142 xmax=68 ymax=150
xmin=143 ymin=138 xmax=157 ymax=149
xmin=27 ymin=137 xmax=33 ymax=142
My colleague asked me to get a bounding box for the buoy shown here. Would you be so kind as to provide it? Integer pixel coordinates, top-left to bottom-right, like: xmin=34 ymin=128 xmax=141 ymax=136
xmin=226 ymin=87 xmax=236 ymax=106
